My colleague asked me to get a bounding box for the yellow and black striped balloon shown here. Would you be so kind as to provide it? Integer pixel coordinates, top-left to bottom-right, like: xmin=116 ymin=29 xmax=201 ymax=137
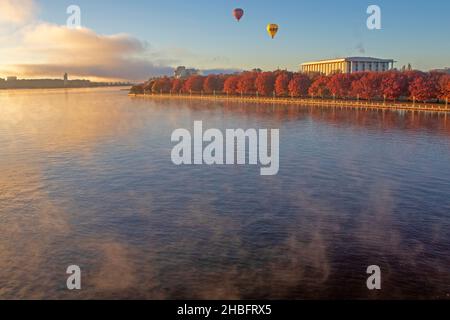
xmin=266 ymin=24 xmax=279 ymax=39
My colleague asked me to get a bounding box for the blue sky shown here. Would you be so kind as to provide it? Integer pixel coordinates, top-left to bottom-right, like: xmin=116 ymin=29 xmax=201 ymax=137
xmin=36 ymin=0 xmax=449 ymax=72
xmin=1 ymin=0 xmax=448 ymax=80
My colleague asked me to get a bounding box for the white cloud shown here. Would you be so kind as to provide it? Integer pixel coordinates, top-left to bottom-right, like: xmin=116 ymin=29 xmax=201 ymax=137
xmin=0 ymin=0 xmax=37 ymax=25
xmin=8 ymin=23 xmax=174 ymax=80
xmin=0 ymin=0 xmax=174 ymax=81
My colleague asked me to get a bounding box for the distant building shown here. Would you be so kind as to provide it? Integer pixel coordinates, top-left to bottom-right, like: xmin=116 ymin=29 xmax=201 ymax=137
xmin=6 ymin=76 xmax=18 ymax=82
xmin=174 ymin=66 xmax=199 ymax=79
xmin=301 ymin=57 xmax=395 ymax=75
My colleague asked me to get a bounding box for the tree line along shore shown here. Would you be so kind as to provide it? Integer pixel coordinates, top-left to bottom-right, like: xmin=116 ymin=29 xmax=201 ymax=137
xmin=130 ymin=70 xmax=450 ymax=105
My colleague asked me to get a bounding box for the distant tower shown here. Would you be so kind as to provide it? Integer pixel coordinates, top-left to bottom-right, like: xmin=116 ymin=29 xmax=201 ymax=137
xmin=64 ymin=73 xmax=68 ymax=86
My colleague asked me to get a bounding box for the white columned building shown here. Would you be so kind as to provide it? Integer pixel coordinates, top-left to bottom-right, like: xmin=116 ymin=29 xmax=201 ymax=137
xmin=301 ymin=57 xmax=395 ymax=75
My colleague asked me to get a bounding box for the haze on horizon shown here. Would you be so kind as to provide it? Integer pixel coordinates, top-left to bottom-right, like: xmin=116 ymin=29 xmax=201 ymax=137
xmin=0 ymin=0 xmax=448 ymax=82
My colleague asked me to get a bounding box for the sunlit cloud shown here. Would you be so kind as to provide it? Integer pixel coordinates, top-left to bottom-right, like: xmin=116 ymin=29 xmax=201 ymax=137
xmin=0 ymin=0 xmax=37 ymax=25
xmin=9 ymin=23 xmax=174 ymax=81
xmin=0 ymin=0 xmax=173 ymax=81
xmin=0 ymin=23 xmax=175 ymax=81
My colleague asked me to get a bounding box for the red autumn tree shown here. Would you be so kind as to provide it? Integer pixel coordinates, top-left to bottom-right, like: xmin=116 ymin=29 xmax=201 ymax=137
xmin=408 ymin=73 xmax=439 ymax=101
xmin=350 ymin=72 xmax=383 ymax=100
xmin=429 ymin=72 xmax=449 ymax=101
xmin=152 ymin=77 xmax=172 ymax=93
xmin=237 ymin=72 xmax=258 ymax=94
xmin=183 ymin=75 xmax=205 ymax=93
xmin=380 ymin=71 xmax=408 ymax=100
xmin=143 ymin=79 xmax=155 ymax=93
xmin=438 ymin=74 xmax=450 ymax=101
xmin=327 ymin=73 xmax=353 ymax=98
xmin=275 ymin=72 xmax=293 ymax=96
xmin=306 ymin=72 xmax=323 ymax=83
xmin=203 ymin=75 xmax=224 ymax=93
xmin=223 ymin=76 xmax=240 ymax=94
xmin=216 ymin=75 xmax=226 ymax=92
xmin=171 ymin=78 xmax=185 ymax=93
xmin=130 ymin=84 xmax=144 ymax=94
xmin=288 ymin=73 xmax=311 ymax=97
xmin=308 ymin=76 xmax=331 ymax=98
xmin=404 ymin=70 xmax=423 ymax=95
xmin=255 ymin=72 xmax=276 ymax=96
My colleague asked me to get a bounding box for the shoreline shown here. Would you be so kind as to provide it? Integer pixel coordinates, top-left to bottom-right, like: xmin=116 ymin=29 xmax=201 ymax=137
xmin=0 ymin=85 xmax=132 ymax=91
xmin=129 ymin=93 xmax=450 ymax=113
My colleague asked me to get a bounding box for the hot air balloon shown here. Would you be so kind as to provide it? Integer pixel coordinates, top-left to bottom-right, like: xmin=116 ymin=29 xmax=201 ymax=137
xmin=233 ymin=8 xmax=244 ymax=22
xmin=266 ymin=24 xmax=279 ymax=39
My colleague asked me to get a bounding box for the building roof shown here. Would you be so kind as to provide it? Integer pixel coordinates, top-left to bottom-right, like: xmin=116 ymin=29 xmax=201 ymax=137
xmin=302 ymin=57 xmax=395 ymax=66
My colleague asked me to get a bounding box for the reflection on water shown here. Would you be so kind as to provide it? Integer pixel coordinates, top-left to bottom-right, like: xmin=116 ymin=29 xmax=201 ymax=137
xmin=1 ymin=88 xmax=450 ymax=299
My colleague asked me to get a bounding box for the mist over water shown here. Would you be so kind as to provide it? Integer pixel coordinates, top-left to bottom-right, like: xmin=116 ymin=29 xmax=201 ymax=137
xmin=1 ymin=88 xmax=450 ymax=299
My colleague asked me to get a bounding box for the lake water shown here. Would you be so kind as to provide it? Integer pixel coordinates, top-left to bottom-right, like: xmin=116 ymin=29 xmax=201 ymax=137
xmin=0 ymin=87 xmax=450 ymax=299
